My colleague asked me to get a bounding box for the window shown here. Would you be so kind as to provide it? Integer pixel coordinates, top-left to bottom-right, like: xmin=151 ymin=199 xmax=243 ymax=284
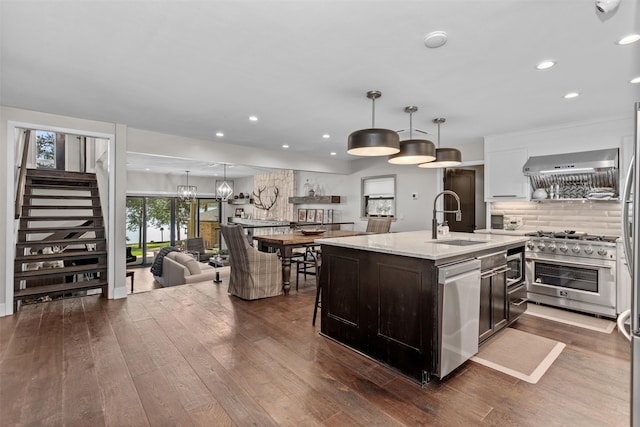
xmin=361 ymin=175 xmax=396 ymax=218
xmin=35 ymin=130 xmax=56 ymax=169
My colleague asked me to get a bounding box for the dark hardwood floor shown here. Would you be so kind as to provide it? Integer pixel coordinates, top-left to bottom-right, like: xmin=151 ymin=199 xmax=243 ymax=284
xmin=0 ymin=270 xmax=631 ymax=426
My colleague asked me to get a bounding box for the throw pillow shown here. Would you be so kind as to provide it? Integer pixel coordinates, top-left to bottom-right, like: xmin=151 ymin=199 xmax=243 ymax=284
xmin=175 ymin=252 xmax=202 ymax=275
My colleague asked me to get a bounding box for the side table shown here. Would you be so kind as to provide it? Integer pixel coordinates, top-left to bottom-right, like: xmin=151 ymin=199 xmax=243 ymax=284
xmin=126 ymin=270 xmax=135 ymax=292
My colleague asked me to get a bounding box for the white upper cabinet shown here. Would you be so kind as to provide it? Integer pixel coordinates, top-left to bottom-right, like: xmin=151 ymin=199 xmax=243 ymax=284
xmin=485 ymin=147 xmax=529 ymax=201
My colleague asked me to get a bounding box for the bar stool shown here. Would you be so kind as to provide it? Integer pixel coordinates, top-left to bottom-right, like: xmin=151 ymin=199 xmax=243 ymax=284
xmin=312 ymin=266 xmax=322 ymax=326
xmin=292 ymin=246 xmax=320 ymax=291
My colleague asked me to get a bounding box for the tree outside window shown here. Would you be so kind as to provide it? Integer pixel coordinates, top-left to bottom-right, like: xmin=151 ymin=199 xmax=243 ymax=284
xmin=36 ymin=131 xmax=55 ymax=169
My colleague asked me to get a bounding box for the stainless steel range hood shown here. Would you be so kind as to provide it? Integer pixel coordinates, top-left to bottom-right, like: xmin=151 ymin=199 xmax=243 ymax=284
xmin=522 ymin=148 xmax=619 ymax=200
xmin=523 ymin=148 xmax=618 ymax=175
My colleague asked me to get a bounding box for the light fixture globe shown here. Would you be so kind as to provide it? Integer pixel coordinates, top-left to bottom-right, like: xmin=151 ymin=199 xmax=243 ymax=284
xmin=347 ymin=91 xmax=400 ymax=156
xmin=388 ymin=106 xmax=436 ymax=164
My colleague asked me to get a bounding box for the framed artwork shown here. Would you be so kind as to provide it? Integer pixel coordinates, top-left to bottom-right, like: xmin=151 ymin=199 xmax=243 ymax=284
xmin=315 ymin=209 xmax=324 ymax=224
xmin=234 ymin=208 xmax=244 ymax=217
xmin=298 ymin=208 xmax=307 ymax=222
xmin=306 ymin=209 xmax=316 ymax=223
xmin=326 ymin=209 xmax=333 ymax=224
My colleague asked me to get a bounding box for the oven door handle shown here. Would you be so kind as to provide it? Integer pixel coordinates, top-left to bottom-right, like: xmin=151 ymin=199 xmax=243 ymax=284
xmin=525 ymin=257 xmax=614 ymax=269
xmin=512 ymin=298 xmax=528 ymax=307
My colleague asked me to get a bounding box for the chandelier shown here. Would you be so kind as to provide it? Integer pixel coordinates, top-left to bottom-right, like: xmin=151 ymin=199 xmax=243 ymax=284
xmin=177 ymin=170 xmax=197 ymax=201
xmin=217 ymin=164 xmax=233 ymax=201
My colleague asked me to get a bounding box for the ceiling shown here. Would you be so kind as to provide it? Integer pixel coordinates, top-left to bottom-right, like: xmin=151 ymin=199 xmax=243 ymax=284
xmin=2 ymin=1 xmax=639 ymax=177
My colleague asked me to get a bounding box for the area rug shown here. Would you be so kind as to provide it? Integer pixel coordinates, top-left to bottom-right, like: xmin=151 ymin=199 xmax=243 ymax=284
xmin=525 ymin=303 xmax=616 ymax=334
xmin=471 ymin=328 xmax=565 ymax=384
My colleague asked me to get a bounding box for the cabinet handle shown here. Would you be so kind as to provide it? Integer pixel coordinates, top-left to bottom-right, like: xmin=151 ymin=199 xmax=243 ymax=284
xmin=493 ymin=266 xmax=509 ymax=274
xmin=512 ymin=298 xmax=528 ymax=306
xmin=492 ymin=195 xmax=517 ymax=198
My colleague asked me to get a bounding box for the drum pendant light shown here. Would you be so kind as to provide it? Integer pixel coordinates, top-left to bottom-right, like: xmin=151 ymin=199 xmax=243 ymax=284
xmin=388 ymin=106 xmax=436 ymax=165
xmin=347 ymin=91 xmax=400 ymax=156
xmin=419 ymin=118 xmax=462 ymax=168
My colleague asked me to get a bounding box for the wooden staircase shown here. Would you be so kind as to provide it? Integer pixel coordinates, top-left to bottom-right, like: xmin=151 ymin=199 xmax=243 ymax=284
xmin=14 ymin=169 xmax=108 ymax=307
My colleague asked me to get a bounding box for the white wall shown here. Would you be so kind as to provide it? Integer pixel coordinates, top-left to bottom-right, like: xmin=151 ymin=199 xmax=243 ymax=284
xmin=296 ymin=159 xmax=442 ymax=232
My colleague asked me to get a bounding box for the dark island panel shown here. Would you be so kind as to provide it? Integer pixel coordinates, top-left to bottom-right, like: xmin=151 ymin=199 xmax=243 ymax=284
xmin=321 ymin=245 xmax=437 ymax=384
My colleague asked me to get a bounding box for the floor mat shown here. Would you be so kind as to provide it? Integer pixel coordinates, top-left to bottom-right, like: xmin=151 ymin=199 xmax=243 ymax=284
xmin=526 ymin=304 xmax=616 ymax=334
xmin=471 ymin=328 xmax=565 ymax=384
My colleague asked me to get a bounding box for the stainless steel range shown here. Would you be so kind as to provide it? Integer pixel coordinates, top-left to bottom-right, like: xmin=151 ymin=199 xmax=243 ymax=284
xmin=525 ymin=230 xmax=618 ymax=317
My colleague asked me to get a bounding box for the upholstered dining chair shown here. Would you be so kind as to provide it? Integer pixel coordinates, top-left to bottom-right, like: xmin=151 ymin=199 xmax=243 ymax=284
xmin=184 ymin=237 xmax=211 ymax=262
xmin=221 ymin=224 xmax=283 ymax=300
xmin=366 ymin=216 xmax=393 ymax=234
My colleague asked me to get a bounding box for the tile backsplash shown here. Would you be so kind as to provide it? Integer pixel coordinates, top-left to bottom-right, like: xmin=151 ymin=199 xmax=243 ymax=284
xmin=491 ymin=200 xmax=622 ymax=236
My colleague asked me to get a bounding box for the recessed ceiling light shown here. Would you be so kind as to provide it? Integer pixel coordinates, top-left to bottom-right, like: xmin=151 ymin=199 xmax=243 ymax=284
xmin=215 ymin=132 xmax=224 ymax=137
xmin=536 ymin=60 xmax=556 ymax=70
xmin=424 ymin=31 xmax=448 ymax=48
xmin=330 ymin=152 xmax=337 ymax=156
xmin=145 ymin=168 xmax=151 ymax=171
xmin=564 ymin=92 xmax=579 ymax=99
xmin=322 ymin=134 xmax=330 ymax=139
xmin=282 ymin=144 xmax=289 ymax=149
xmin=249 ymin=115 xmax=258 ymax=121
xmin=631 ymin=76 xmax=640 ymax=84
xmin=618 ymin=34 xmax=640 ymax=45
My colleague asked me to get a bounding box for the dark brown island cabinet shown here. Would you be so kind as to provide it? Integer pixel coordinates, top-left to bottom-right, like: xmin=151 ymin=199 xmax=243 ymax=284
xmin=318 ymin=231 xmax=526 ymax=385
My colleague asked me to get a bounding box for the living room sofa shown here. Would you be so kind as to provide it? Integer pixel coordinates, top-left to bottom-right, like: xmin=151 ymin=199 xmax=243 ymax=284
xmin=153 ymin=251 xmax=216 ymax=287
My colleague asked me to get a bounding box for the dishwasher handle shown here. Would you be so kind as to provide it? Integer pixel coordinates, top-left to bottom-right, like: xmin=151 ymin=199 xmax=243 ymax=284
xmin=439 ymin=259 xmax=482 ymax=284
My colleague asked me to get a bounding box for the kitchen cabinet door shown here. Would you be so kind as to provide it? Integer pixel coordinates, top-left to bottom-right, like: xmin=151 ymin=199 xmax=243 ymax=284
xmin=479 ymin=269 xmax=508 ymax=343
xmin=485 ymin=147 xmax=529 ymax=201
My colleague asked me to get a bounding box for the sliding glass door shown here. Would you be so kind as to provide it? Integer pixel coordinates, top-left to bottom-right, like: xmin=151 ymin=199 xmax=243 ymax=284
xmin=126 ymin=196 xmax=221 ymax=265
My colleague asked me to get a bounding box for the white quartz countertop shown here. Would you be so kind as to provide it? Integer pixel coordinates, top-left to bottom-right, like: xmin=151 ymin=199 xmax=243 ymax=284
xmin=315 ymin=231 xmax=527 ymax=260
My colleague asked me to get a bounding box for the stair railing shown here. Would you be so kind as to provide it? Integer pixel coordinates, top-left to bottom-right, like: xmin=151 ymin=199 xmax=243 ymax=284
xmin=15 ymin=129 xmax=31 ymax=220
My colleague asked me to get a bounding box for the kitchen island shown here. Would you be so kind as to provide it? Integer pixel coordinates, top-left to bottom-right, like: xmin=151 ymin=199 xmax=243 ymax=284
xmin=316 ymin=231 xmax=527 ymax=385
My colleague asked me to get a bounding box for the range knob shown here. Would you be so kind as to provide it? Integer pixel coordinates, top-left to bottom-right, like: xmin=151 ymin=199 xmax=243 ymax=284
xmin=571 ymin=245 xmax=581 ymax=254
xmin=597 ymin=247 xmax=608 ymax=256
xmin=584 ymin=246 xmax=593 ymax=255
xmin=559 ymin=244 xmax=569 ymax=252
xmin=526 ymin=240 xmax=535 ymax=250
xmin=537 ymin=242 xmax=546 ymax=250
xmin=547 ymin=243 xmax=557 ymax=252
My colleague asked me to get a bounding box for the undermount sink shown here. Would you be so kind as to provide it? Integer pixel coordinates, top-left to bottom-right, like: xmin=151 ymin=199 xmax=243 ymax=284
xmin=430 ymin=239 xmax=486 ymax=246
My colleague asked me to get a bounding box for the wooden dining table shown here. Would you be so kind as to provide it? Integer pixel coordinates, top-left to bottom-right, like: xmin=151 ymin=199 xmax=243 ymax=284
xmin=254 ymin=230 xmax=359 ymax=295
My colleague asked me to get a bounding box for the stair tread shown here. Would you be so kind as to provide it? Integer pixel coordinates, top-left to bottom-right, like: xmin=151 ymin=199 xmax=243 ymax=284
xmin=14 ymin=279 xmax=106 ymax=299
xmin=23 ymin=205 xmax=98 ymax=209
xmin=16 ymin=251 xmax=107 ymax=262
xmin=27 ymin=169 xmax=96 ymax=177
xmin=24 ymin=195 xmax=100 ymax=200
xmin=16 ymin=237 xmax=105 ymax=247
xmin=20 ymin=226 xmax=104 ymax=233
xmin=21 ymin=216 xmax=100 ymax=221
xmin=15 ymin=263 xmax=107 ymax=279
xmin=26 ymin=184 xmax=97 ymax=190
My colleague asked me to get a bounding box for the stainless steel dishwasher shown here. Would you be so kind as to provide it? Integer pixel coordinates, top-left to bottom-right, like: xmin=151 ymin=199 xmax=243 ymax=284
xmin=437 ymin=258 xmax=482 ymax=378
